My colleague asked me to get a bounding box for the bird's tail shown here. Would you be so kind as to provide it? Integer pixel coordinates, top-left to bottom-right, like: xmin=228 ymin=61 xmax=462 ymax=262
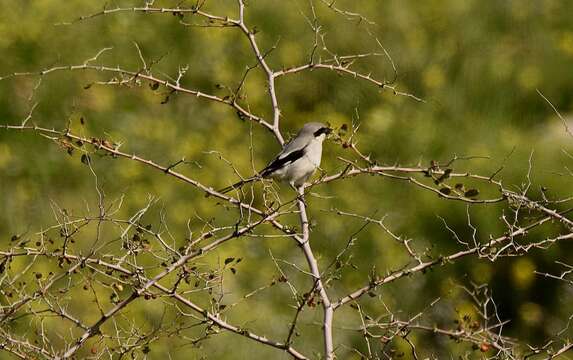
xmin=217 ymin=176 xmax=260 ymax=195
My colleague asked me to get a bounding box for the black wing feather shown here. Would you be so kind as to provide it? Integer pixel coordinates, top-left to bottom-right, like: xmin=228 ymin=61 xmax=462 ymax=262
xmin=260 ymin=146 xmax=307 ymax=177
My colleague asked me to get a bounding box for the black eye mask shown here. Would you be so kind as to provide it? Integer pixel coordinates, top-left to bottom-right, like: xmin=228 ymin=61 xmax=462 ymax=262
xmin=313 ymin=127 xmax=331 ymax=137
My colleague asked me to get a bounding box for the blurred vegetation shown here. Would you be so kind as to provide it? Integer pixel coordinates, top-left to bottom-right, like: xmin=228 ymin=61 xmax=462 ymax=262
xmin=1 ymin=0 xmax=573 ymax=358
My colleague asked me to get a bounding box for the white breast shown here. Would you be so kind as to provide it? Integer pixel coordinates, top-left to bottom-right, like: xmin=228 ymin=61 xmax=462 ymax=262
xmin=304 ymin=137 xmax=324 ymax=168
xmin=284 ymin=137 xmax=323 ymax=186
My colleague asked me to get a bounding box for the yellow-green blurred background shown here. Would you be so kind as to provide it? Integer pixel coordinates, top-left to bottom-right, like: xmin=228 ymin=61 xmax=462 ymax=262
xmin=1 ymin=0 xmax=573 ymax=358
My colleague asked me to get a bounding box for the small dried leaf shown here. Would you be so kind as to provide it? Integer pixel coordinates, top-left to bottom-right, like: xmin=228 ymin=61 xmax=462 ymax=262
xmin=465 ymin=189 xmax=479 ymax=197
xmin=224 ymin=257 xmax=235 ymax=265
xmin=479 ymin=342 xmax=490 ymax=352
xmin=338 ymin=123 xmax=348 ymax=136
xmin=81 ymin=154 xmax=91 ymax=165
xmin=439 ymin=187 xmax=451 ymax=195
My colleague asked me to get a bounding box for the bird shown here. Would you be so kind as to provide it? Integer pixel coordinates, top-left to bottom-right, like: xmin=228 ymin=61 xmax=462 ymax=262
xmin=218 ymin=122 xmax=331 ymax=194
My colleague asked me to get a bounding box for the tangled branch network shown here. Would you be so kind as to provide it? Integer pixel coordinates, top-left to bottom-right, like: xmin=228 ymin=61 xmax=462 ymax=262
xmin=1 ymin=1 xmax=572 ymax=359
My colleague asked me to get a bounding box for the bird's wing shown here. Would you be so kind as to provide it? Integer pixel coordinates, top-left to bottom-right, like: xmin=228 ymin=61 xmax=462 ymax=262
xmin=277 ymin=133 xmax=312 ymax=159
xmin=260 ymin=139 xmax=308 ymax=177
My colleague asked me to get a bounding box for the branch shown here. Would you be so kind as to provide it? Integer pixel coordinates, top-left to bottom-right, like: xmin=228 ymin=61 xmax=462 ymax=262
xmin=296 ymin=186 xmax=334 ymax=359
xmin=334 ymin=215 xmax=573 ymax=308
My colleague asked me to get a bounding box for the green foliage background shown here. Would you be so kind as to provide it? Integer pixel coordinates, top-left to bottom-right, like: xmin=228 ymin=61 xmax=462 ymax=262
xmin=1 ymin=0 xmax=573 ymax=358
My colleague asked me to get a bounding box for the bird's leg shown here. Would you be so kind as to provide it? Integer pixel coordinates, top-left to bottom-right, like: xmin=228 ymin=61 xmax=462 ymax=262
xmin=288 ymin=181 xmax=297 ymax=191
xmin=294 ymin=184 xmax=307 ymax=206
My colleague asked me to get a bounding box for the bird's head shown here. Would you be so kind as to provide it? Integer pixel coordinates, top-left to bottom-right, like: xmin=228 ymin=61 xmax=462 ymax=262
xmin=301 ymin=122 xmax=332 ymax=142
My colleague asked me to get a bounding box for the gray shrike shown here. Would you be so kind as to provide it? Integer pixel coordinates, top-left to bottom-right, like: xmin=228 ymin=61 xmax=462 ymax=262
xmin=219 ymin=122 xmax=331 ymax=194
